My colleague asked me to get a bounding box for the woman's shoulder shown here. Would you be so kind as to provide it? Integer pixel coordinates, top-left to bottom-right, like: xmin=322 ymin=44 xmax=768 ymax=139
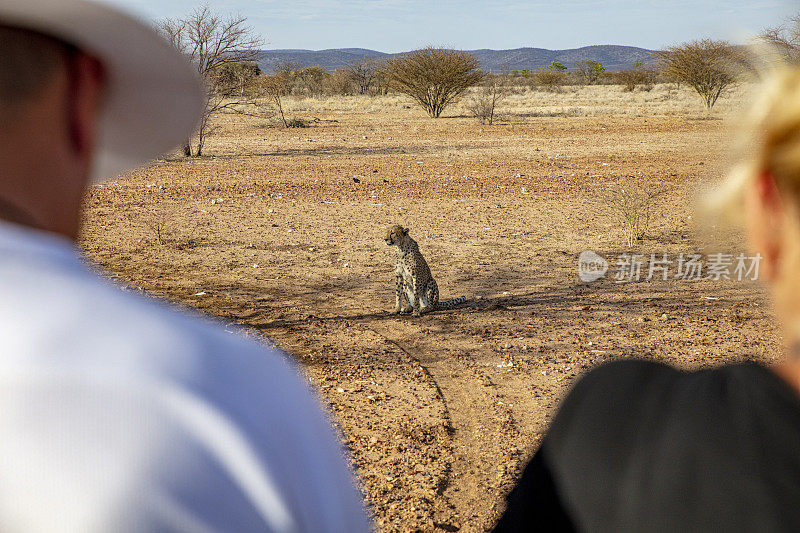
xmin=545 ymin=358 xmax=800 ymax=473
xmin=555 ymin=358 xmax=790 ymax=409
xmin=552 ymin=359 xmax=680 ymax=422
xmin=539 ymin=360 xmax=800 ymax=531
xmin=543 ymin=360 xmax=678 ymax=449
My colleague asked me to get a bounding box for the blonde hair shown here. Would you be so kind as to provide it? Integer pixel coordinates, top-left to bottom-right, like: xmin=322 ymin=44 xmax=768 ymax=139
xmin=710 ymin=65 xmax=800 ymax=214
xmin=716 ymin=63 xmax=800 ymax=339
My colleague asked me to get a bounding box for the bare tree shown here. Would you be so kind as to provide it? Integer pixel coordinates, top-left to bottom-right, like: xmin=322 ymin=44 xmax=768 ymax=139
xmin=274 ymin=61 xmax=301 ymax=76
xmin=158 ymin=6 xmax=262 ymax=156
xmin=258 ymin=73 xmax=290 ymax=127
xmin=324 ymin=69 xmax=355 ymax=96
xmin=760 ymin=14 xmax=800 ymax=63
xmin=656 ymin=40 xmax=738 ymax=110
xmin=384 ymin=47 xmax=483 ymax=118
xmin=345 ymin=58 xmax=382 ymax=95
xmin=466 ymin=74 xmax=509 ymax=125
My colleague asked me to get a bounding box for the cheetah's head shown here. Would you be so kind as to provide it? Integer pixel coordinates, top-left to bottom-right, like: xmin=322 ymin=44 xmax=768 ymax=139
xmin=385 ymin=225 xmax=409 ymax=246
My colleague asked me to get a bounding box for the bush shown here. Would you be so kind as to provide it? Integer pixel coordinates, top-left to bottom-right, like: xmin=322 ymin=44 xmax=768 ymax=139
xmin=532 ymin=68 xmax=566 ymax=89
xmin=655 ymin=40 xmax=739 ymax=110
xmin=257 ymin=73 xmax=290 ymax=127
xmin=616 ymin=62 xmax=656 ymax=92
xmin=597 ymin=179 xmax=668 ymax=246
xmin=759 ymin=14 xmax=800 ymax=63
xmin=466 ymin=76 xmax=510 ymax=124
xmin=384 ymin=47 xmax=483 ymax=118
xmin=286 ymin=117 xmax=309 ymax=128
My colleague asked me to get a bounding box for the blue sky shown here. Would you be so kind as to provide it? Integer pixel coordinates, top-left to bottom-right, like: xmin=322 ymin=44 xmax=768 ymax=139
xmin=106 ymin=0 xmax=798 ymax=52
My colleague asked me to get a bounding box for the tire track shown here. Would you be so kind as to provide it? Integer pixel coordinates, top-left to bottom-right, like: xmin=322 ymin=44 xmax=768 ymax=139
xmin=364 ymin=317 xmax=519 ymax=532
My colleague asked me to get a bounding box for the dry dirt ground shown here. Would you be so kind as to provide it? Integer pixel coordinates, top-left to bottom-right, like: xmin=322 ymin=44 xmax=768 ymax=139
xmin=81 ymin=87 xmax=783 ymax=532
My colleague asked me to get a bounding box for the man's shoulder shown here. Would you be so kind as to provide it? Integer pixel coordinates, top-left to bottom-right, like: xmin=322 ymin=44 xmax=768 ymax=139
xmin=0 ymin=256 xmax=297 ymax=385
xmin=0 ymin=259 xmax=372 ymax=531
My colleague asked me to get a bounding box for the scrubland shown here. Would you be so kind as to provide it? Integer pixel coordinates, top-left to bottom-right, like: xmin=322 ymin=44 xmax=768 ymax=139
xmin=81 ymin=81 xmax=777 ymax=532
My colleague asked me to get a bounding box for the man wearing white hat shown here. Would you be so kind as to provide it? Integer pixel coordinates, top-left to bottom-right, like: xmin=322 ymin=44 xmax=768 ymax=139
xmin=0 ymin=1 xmax=369 ymax=532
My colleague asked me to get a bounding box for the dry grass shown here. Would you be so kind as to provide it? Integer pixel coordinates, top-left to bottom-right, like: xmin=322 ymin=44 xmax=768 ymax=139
xmin=270 ymin=82 xmax=751 ymax=120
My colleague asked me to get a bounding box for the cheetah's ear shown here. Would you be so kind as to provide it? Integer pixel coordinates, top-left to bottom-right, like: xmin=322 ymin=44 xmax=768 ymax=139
xmin=402 ymin=227 xmax=409 ymax=235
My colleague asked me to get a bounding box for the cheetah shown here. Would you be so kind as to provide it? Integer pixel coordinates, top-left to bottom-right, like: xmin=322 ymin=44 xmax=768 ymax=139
xmin=384 ymin=225 xmax=466 ymax=316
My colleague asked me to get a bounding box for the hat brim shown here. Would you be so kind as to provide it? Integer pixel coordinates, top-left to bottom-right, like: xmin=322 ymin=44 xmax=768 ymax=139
xmin=0 ymin=0 xmax=205 ymax=182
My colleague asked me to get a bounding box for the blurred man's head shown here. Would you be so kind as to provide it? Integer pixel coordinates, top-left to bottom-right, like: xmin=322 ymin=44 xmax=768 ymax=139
xmin=0 ymin=1 xmax=203 ymax=241
xmin=0 ymin=26 xmax=105 ymax=239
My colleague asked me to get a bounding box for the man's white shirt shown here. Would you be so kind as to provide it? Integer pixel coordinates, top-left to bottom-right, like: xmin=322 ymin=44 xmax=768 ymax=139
xmin=0 ymin=221 xmax=370 ymax=532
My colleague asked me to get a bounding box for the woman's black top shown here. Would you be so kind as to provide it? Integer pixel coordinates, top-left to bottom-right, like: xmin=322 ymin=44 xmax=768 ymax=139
xmin=493 ymin=360 xmax=800 ymax=532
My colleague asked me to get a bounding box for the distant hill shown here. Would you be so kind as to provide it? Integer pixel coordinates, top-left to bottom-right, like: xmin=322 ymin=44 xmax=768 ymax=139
xmin=256 ymin=45 xmax=654 ymax=73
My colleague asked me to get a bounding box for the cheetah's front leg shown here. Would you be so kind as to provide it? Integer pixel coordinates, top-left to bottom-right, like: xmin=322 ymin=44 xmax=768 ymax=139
xmin=392 ymin=275 xmax=404 ymax=314
xmin=411 ymin=278 xmax=423 ymax=317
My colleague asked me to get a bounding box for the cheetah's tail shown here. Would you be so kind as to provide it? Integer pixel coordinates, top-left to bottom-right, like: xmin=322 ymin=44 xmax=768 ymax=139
xmin=437 ymin=296 xmax=467 ymax=309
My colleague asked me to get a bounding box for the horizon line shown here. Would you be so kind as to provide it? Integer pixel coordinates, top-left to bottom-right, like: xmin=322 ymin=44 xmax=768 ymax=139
xmin=258 ymin=43 xmax=658 ymax=53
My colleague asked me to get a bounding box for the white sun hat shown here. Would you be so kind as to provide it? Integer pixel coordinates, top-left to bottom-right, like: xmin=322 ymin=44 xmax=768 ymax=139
xmin=0 ymin=0 xmax=205 ymax=182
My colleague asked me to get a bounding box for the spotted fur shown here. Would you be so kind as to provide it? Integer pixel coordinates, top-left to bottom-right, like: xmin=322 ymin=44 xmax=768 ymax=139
xmin=385 ymin=225 xmax=466 ymax=316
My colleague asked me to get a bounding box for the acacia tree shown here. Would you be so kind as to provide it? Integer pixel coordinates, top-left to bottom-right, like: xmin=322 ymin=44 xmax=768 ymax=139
xmin=575 ymin=60 xmax=605 ymax=84
xmin=384 ymin=47 xmax=483 ymax=118
xmin=656 ymin=40 xmax=737 ymax=110
xmin=760 ymin=14 xmax=800 ymax=63
xmin=159 ymin=6 xmax=262 ymax=156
